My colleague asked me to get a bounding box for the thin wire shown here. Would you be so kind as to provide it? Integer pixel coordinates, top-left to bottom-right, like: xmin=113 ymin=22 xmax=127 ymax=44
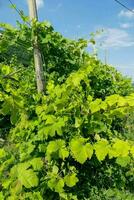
xmin=7 ymin=0 xmax=31 ymax=26
xmin=6 ymin=0 xmax=46 ymax=75
xmin=113 ymin=0 xmax=134 ymax=13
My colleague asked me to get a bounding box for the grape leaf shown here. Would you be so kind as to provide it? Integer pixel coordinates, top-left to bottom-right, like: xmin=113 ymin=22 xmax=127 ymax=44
xmin=116 ymin=156 xmax=130 ymax=167
xmin=18 ymin=169 xmax=38 ymax=188
xmin=30 ymin=158 xmax=43 ymax=171
xmin=94 ymin=139 xmax=109 ymax=161
xmin=64 ymin=173 xmax=78 ymax=187
xmin=0 ymin=148 xmax=6 ymax=158
xmin=70 ymin=138 xmax=92 ymax=164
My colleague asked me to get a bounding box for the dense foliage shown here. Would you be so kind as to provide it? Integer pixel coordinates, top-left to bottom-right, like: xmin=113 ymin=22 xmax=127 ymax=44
xmin=0 ymin=21 xmax=134 ymax=199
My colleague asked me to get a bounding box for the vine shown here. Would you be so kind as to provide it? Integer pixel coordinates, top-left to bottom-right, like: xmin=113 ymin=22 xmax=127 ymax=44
xmin=0 ymin=21 xmax=134 ymax=199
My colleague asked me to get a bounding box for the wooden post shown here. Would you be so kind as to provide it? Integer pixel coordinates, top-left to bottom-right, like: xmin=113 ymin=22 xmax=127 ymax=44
xmin=28 ymin=0 xmax=45 ymax=93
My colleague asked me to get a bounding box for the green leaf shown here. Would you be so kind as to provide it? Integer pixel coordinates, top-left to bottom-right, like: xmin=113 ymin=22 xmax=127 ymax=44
xmin=38 ymin=144 xmax=47 ymax=152
xmin=70 ymin=72 xmax=85 ymax=87
xmin=130 ymin=146 xmax=134 ymax=158
xmin=48 ymin=178 xmax=64 ymax=193
xmin=20 ymin=142 xmax=35 ymax=161
xmin=42 ymin=34 xmax=51 ymax=44
xmin=10 ymin=163 xmax=38 ymax=188
xmin=52 ymin=165 xmax=59 ymax=174
xmin=46 ymin=140 xmax=68 ymax=160
xmin=70 ymin=138 xmax=87 ymax=164
xmin=10 ymin=163 xmax=30 ymax=177
xmin=0 ymin=192 xmax=4 ymax=200
xmin=70 ymin=138 xmax=93 ymax=164
xmin=59 ymin=148 xmax=69 ymax=160
xmin=94 ymin=139 xmax=109 ymax=161
xmin=38 ymin=117 xmax=67 ymax=139
xmin=111 ymin=139 xmax=130 ymax=158
xmin=10 ymin=180 xmax=22 ymax=195
xmin=30 ymin=158 xmax=43 ymax=171
xmin=0 ymin=101 xmax=11 ymax=115
xmin=75 ymin=117 xmax=82 ymax=128
xmin=55 ymin=179 xmax=64 ymax=193
xmin=106 ymin=94 xmax=120 ymax=106
xmin=48 ymin=178 xmax=56 ymax=190
xmin=10 ymin=108 xmax=19 ymax=124
xmin=44 ymin=21 xmax=51 ymax=27
xmin=64 ymin=173 xmax=78 ymax=187
xmin=45 ymin=115 xmax=56 ymax=125
xmin=2 ymin=179 xmax=12 ymax=189
xmin=18 ymin=168 xmax=39 ymax=188
xmin=46 ymin=140 xmax=60 ymax=155
xmin=0 ymin=148 xmax=6 ymax=158
xmin=116 ymin=156 xmax=130 ymax=167
xmin=7 ymin=195 xmax=18 ymax=200
xmin=90 ymin=99 xmax=102 ymax=114
xmin=85 ymin=143 xmax=93 ymax=159
xmin=0 ymin=156 xmax=15 ymax=175
xmin=100 ymin=101 xmax=107 ymax=110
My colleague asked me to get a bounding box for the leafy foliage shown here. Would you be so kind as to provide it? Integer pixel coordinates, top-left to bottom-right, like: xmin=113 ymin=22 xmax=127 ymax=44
xmin=0 ymin=20 xmax=134 ymax=199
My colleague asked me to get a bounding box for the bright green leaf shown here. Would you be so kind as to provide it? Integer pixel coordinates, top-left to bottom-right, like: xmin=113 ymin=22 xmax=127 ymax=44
xmin=94 ymin=139 xmax=109 ymax=161
xmin=64 ymin=173 xmax=78 ymax=187
xmin=0 ymin=148 xmax=6 ymax=158
xmin=18 ymin=169 xmax=38 ymax=188
xmin=116 ymin=156 xmax=130 ymax=167
xmin=30 ymin=158 xmax=43 ymax=171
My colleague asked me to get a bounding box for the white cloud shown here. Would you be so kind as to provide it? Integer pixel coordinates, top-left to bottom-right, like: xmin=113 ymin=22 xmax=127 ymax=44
xmin=120 ymin=23 xmax=133 ymax=29
xmin=98 ymin=28 xmax=134 ymax=48
xmin=36 ymin=0 xmax=44 ymax=9
xmin=118 ymin=10 xmax=134 ymax=19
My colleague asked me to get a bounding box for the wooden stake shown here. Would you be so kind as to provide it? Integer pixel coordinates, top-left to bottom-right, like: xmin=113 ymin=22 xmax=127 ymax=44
xmin=28 ymin=0 xmax=45 ymax=93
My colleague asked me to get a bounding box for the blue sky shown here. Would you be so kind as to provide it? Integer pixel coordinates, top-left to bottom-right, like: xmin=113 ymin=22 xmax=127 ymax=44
xmin=0 ymin=0 xmax=134 ymax=79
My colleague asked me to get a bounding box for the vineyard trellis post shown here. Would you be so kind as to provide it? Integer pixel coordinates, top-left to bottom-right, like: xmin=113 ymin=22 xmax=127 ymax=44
xmin=28 ymin=0 xmax=45 ymax=93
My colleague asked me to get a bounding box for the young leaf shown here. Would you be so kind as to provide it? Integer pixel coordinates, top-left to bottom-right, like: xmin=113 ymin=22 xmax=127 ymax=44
xmin=30 ymin=158 xmax=43 ymax=171
xmin=70 ymin=138 xmax=92 ymax=164
xmin=46 ymin=140 xmax=68 ymax=160
xmin=0 ymin=148 xmax=6 ymax=158
xmin=0 ymin=192 xmax=4 ymax=200
xmin=94 ymin=139 xmax=109 ymax=161
xmin=90 ymin=99 xmax=102 ymax=114
xmin=18 ymin=169 xmax=39 ymax=188
xmin=112 ymin=139 xmax=130 ymax=157
xmin=48 ymin=178 xmax=64 ymax=193
xmin=55 ymin=179 xmax=65 ymax=193
xmin=10 ymin=180 xmax=22 ymax=195
xmin=116 ymin=156 xmax=130 ymax=167
xmin=59 ymin=148 xmax=69 ymax=160
xmin=64 ymin=173 xmax=78 ymax=187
